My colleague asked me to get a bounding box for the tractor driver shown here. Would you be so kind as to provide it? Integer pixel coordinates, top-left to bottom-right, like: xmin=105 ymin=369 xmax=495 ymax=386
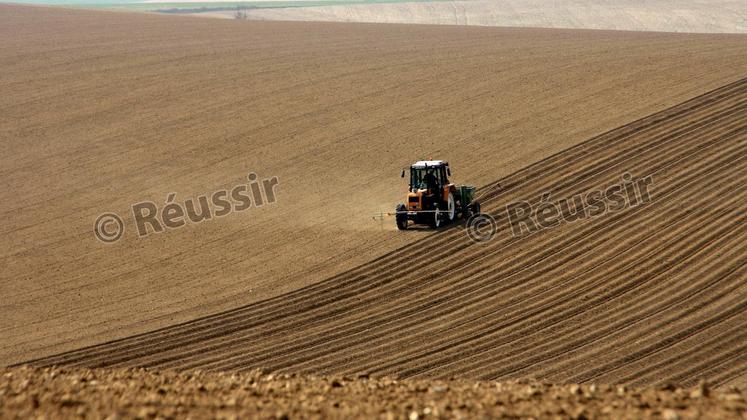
xmin=424 ymin=168 xmax=439 ymax=197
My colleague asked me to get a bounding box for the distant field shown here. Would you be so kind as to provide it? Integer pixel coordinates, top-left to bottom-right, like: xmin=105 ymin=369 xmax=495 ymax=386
xmin=9 ymin=0 xmax=445 ymax=12
xmin=114 ymin=2 xmax=423 ymax=14
xmin=197 ymin=0 xmax=747 ymax=33
xmin=14 ymin=0 xmax=747 ymax=32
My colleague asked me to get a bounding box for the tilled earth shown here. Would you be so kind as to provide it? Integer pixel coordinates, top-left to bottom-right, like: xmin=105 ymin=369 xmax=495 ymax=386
xmin=29 ymin=79 xmax=747 ymax=388
xmin=3 ymin=5 xmax=747 ymax=417
xmin=3 ymin=4 xmax=747 ymax=366
xmin=1 ymin=366 xmax=745 ymax=419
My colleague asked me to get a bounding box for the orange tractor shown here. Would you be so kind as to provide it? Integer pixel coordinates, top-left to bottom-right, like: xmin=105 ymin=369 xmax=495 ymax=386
xmin=395 ymin=160 xmax=480 ymax=230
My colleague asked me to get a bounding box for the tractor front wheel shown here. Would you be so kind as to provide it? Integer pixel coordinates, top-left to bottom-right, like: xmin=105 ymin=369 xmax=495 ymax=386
xmin=428 ymin=206 xmax=442 ymax=229
xmin=395 ymin=204 xmax=408 ymax=230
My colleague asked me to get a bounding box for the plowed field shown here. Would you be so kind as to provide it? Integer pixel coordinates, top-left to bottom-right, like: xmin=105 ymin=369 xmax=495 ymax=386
xmin=26 ymin=78 xmax=747 ymax=388
xmin=4 ymin=5 xmax=746 ymax=368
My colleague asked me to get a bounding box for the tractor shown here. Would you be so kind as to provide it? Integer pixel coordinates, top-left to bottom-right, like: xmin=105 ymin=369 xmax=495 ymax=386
xmin=395 ymin=160 xmax=480 ymax=230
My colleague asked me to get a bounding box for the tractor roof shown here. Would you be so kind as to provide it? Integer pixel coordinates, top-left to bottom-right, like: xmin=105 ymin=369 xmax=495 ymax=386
xmin=411 ymin=160 xmax=447 ymax=169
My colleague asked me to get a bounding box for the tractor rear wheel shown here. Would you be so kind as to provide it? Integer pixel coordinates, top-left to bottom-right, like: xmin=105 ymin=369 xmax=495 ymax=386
xmin=446 ymin=194 xmax=456 ymax=222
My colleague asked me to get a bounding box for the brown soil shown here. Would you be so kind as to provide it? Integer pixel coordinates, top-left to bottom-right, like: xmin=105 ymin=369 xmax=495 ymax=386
xmin=2 ymin=4 xmax=747 ymax=368
xmin=25 ymin=79 xmax=747 ymax=389
xmin=2 ymin=366 xmax=745 ymax=419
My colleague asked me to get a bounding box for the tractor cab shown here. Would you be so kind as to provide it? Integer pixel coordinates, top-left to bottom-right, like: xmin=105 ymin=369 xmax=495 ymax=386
xmin=395 ymin=160 xmax=479 ymax=230
xmin=405 ymin=160 xmax=451 ymax=193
